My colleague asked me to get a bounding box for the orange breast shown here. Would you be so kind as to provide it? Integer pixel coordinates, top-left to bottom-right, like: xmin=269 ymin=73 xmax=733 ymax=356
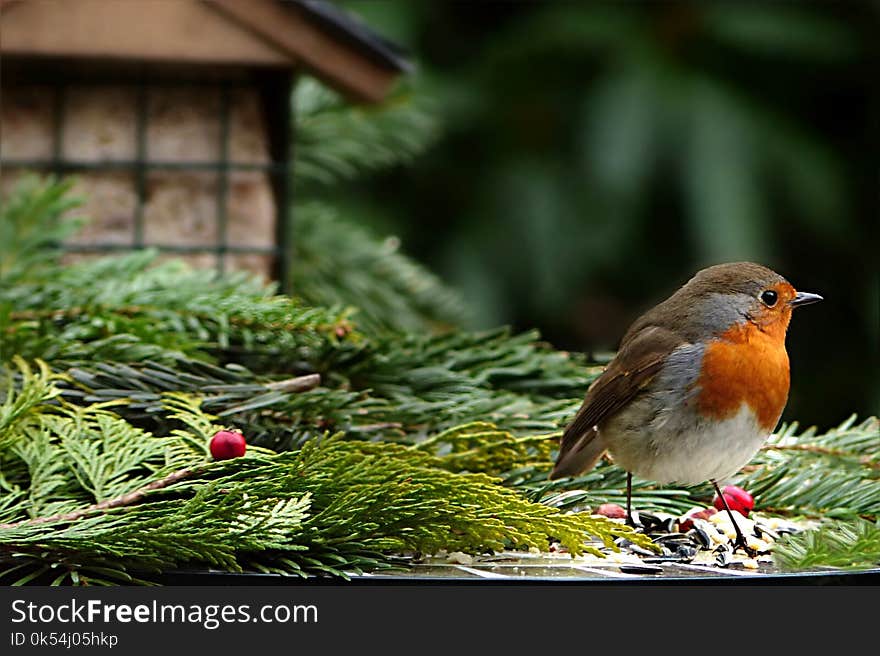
xmin=696 ymin=322 xmax=790 ymax=431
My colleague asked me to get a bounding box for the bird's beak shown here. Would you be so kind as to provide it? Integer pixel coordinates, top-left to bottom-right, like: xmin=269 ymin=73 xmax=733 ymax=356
xmin=790 ymin=291 xmax=823 ymax=307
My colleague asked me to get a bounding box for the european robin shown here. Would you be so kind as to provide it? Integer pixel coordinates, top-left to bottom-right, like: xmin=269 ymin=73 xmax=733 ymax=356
xmin=550 ymin=262 xmax=822 ymax=552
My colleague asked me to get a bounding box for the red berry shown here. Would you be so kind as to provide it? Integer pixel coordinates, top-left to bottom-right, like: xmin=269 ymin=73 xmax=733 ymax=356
xmin=712 ymin=485 xmax=755 ymax=516
xmin=209 ymin=430 xmax=247 ymax=460
xmin=595 ymin=503 xmax=627 ymax=519
xmin=678 ymin=507 xmax=717 ymax=532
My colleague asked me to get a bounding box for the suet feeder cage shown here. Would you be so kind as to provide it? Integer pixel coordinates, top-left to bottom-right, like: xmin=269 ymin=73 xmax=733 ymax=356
xmin=0 ymin=0 xmax=409 ymax=289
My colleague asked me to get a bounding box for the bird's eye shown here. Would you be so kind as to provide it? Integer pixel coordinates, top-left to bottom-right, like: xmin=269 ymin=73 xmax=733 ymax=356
xmin=760 ymin=290 xmax=778 ymax=307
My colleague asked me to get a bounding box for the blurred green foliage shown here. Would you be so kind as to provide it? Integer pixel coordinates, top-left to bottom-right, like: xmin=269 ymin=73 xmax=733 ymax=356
xmin=289 ymin=78 xmax=469 ymax=334
xmin=327 ymin=1 xmax=878 ymax=428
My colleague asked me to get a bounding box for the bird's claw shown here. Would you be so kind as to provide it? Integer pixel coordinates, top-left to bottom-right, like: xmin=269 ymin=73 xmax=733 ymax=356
xmin=731 ymin=535 xmax=758 ymax=558
xmin=625 ymin=511 xmax=642 ymax=530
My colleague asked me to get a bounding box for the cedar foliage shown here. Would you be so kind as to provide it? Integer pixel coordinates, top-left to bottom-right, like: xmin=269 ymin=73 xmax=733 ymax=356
xmin=0 ymin=360 xmax=640 ymax=584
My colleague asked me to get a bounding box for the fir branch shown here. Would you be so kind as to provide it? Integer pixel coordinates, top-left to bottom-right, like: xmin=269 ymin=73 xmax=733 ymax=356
xmin=290 ymin=202 xmax=469 ymax=333
xmin=773 ymin=519 xmax=880 ymax=570
xmin=0 ymin=248 xmax=359 ymax=370
xmin=0 ymin=175 xmax=83 ymax=282
xmin=763 ymin=443 xmax=880 ymax=470
xmin=51 ymin=325 xmax=598 ymax=448
xmin=352 ymin=327 xmax=597 ymax=401
xmin=294 ymin=78 xmax=440 ymax=188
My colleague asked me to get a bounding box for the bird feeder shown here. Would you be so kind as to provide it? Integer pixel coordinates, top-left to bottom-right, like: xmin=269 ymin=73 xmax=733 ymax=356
xmin=0 ymin=0 xmax=409 ymax=288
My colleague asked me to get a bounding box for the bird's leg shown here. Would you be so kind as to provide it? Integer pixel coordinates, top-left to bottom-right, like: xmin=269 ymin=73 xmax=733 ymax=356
xmin=625 ymin=472 xmax=637 ymax=528
xmin=711 ymin=480 xmax=757 ymax=557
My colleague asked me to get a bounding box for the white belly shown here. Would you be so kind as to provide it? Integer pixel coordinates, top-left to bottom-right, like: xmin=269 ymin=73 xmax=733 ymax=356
xmin=604 ymin=403 xmax=769 ymax=485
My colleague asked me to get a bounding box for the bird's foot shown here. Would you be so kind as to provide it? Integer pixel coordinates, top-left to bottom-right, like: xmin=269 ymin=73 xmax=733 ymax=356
xmin=625 ymin=510 xmax=642 ymax=530
xmin=731 ymin=533 xmax=758 ymax=558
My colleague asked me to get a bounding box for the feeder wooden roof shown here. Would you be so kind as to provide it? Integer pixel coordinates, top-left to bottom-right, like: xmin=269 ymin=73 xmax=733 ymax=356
xmin=0 ymin=0 xmax=409 ymax=102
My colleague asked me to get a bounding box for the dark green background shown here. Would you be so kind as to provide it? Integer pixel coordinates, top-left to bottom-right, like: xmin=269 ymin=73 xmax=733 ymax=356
xmin=328 ymin=2 xmax=878 ymax=430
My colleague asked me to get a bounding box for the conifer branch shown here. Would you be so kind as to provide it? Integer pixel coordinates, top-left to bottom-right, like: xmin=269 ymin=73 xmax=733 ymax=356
xmin=761 ymin=442 xmax=880 ymax=469
xmin=773 ymin=518 xmax=880 ymax=570
xmin=0 ymin=466 xmax=198 ymax=531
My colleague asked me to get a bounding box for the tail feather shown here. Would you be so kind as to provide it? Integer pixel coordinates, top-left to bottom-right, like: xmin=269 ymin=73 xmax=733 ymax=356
xmin=549 ymin=426 xmax=606 ymax=480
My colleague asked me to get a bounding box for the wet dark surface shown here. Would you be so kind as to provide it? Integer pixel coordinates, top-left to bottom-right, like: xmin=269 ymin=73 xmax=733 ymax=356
xmin=156 ymin=563 xmax=880 ymax=586
xmin=155 ymin=539 xmax=880 ymax=585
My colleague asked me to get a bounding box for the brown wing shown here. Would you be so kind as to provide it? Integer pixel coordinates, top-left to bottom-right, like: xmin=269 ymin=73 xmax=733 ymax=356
xmin=549 ymin=326 xmax=685 ymax=479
